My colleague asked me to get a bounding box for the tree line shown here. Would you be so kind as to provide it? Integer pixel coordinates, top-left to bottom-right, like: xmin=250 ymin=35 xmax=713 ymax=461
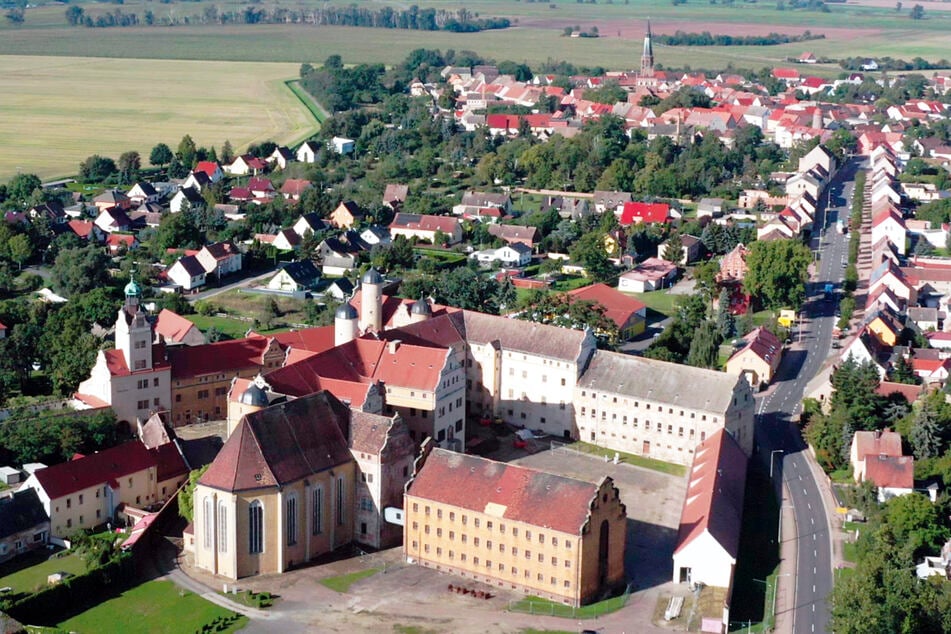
xmin=654 ymin=30 xmax=825 ymax=47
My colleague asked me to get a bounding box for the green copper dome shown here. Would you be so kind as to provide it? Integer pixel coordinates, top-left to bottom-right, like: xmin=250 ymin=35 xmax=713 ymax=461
xmin=124 ymin=278 xmax=141 ymax=297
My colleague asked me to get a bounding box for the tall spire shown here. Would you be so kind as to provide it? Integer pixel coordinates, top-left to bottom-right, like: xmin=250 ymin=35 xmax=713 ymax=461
xmin=640 ymin=19 xmax=655 ymax=78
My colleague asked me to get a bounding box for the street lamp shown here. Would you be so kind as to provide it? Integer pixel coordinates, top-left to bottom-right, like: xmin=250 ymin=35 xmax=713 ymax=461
xmin=770 ymin=449 xmax=784 ymax=479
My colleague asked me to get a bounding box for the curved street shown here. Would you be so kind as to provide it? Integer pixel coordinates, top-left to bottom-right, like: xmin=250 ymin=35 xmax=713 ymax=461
xmin=755 ymin=157 xmax=860 ymax=634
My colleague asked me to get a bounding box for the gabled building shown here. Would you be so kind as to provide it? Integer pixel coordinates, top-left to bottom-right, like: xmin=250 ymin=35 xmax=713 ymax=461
xmin=329 ymin=201 xmax=364 ymax=229
xmin=0 ymin=488 xmax=49 ymax=563
xmin=167 ymin=255 xmax=207 ymax=292
xmin=389 ymin=213 xmax=463 ymax=245
xmin=487 ymin=224 xmax=538 ymax=248
xmin=196 ymin=241 xmax=243 ymax=279
xmin=725 ymin=327 xmax=783 ymax=389
xmin=672 ymin=429 xmax=747 ymax=599
xmin=850 ymin=430 xmax=914 ymax=502
xmin=23 ymin=439 xmax=187 ymax=538
xmin=154 ymin=309 xmax=206 ymax=347
xmin=404 ymin=444 xmax=627 ymax=607
xmin=267 ymin=260 xmax=321 ymax=292
xmin=566 ymin=283 xmax=647 ymax=339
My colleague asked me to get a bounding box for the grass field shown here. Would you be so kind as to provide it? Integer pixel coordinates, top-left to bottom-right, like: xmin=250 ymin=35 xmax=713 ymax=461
xmin=56 ymin=580 xmax=247 ymax=633
xmin=0 ymin=56 xmax=318 ymax=181
xmin=0 ymin=550 xmax=86 ymax=595
xmin=508 ymin=592 xmax=628 ymax=618
xmin=319 ymin=568 xmax=380 ymax=593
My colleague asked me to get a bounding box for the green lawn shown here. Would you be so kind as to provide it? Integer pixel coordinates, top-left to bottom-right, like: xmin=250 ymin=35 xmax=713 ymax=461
xmin=319 ymin=568 xmax=380 ymax=593
xmin=56 ymin=580 xmax=247 ymax=634
xmin=0 ymin=550 xmax=87 ymax=595
xmin=571 ymin=441 xmax=687 ymax=477
xmin=843 ymin=541 xmax=859 ymax=564
xmin=186 ymin=314 xmax=255 ymax=340
xmin=509 ymin=592 xmax=628 ymax=619
xmin=627 ymin=291 xmax=680 ymax=318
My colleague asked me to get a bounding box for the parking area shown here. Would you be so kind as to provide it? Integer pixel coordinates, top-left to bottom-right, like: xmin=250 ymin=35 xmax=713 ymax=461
xmin=206 ymin=445 xmax=689 ymax=634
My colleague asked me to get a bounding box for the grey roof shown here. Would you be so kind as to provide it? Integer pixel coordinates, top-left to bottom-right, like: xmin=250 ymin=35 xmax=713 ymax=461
xmin=362 ymin=267 xmax=384 ymax=285
xmin=578 ymin=350 xmax=743 ymax=414
xmin=336 ymin=302 xmax=358 ymax=320
xmin=454 ymin=311 xmax=589 ymax=363
xmin=0 ymin=488 xmax=49 ymax=540
xmin=280 ymin=260 xmax=321 ymax=286
xmin=239 ymin=383 xmax=269 ymax=407
xmin=411 ymin=296 xmax=432 ymax=316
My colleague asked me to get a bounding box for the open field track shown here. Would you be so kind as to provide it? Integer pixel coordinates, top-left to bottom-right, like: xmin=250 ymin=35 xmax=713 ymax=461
xmin=0 ymin=56 xmax=318 ymax=181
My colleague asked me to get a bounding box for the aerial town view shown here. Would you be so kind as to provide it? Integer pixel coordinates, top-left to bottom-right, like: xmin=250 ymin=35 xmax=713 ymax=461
xmin=1 ymin=1 xmax=950 ymax=633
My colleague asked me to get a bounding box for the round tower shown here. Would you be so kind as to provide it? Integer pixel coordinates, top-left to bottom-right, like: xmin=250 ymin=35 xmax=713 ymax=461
xmin=335 ymin=301 xmax=359 ymax=346
xmin=359 ymin=267 xmax=384 ymax=333
xmin=410 ymin=295 xmax=432 ymax=323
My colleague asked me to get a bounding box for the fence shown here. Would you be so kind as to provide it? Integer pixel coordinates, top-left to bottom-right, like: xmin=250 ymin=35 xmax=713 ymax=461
xmin=507 ymin=583 xmax=633 ymax=619
xmin=551 ymin=440 xmax=613 ymax=462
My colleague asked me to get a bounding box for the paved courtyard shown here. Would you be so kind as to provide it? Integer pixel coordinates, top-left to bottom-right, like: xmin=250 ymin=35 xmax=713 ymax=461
xmin=182 ymin=446 xmax=692 ymax=634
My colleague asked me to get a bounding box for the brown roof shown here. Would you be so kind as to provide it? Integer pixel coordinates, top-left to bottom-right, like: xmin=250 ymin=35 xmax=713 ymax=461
xmin=487 ymin=224 xmax=539 ymax=244
xmin=864 ymin=455 xmax=914 ymax=489
xmin=199 ymin=391 xmax=352 ymax=492
xmin=730 ymin=327 xmax=782 ymax=366
xmin=674 ymin=429 xmax=747 ymax=558
xmin=407 ymin=447 xmax=602 ymax=535
xmin=875 ymin=381 xmax=922 ymax=403
xmin=389 ymin=213 xmax=461 ymax=234
xmin=852 ymin=429 xmax=904 ymax=461
xmin=566 ymin=283 xmax=646 ymax=330
xmin=350 ymin=411 xmax=399 ymax=455
xmin=167 ymin=336 xmax=280 ymax=380
xmin=383 ymin=183 xmax=409 ymax=205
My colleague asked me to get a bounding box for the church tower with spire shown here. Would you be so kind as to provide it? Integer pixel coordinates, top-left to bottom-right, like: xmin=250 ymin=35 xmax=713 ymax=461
xmin=640 ymin=20 xmax=655 ymax=79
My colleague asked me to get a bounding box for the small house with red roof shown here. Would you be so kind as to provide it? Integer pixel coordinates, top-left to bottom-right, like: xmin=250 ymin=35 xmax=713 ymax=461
xmin=619 ymin=201 xmax=671 ymax=226
xmin=798 ymin=52 xmax=817 ymax=64
xmin=389 ymin=213 xmax=463 ymax=245
xmin=154 ymin=309 xmax=205 ymax=347
xmin=771 ymin=67 xmax=801 ymax=83
xmin=225 ymin=154 xmax=268 ymax=177
xmin=672 ymin=428 xmax=747 ymax=593
xmin=567 ymin=283 xmax=647 ymax=338
xmin=617 ymin=257 xmax=678 ymax=293
xmin=193 ymin=161 xmax=224 ymax=183
xmin=849 ymin=430 xmax=914 ymax=502
xmin=725 ymin=327 xmax=782 ymax=388
xmin=279 ymin=178 xmax=313 ymax=201
xmin=404 ymin=444 xmax=627 ymax=607
xmin=196 ymin=241 xmax=243 ymax=278
xmin=22 ymin=438 xmax=188 ymax=538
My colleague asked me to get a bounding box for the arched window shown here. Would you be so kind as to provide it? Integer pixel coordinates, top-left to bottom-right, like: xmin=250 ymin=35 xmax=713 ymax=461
xmin=248 ymin=501 xmax=263 ymax=554
xmin=217 ymin=501 xmax=228 ymax=553
xmin=203 ymin=497 xmax=213 ymax=549
xmin=286 ymin=496 xmax=298 ymax=546
xmin=336 ymin=477 xmax=345 ymax=526
xmin=312 ymin=486 xmax=323 ymax=536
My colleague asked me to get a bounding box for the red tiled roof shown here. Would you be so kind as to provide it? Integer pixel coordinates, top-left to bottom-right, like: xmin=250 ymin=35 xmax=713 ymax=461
xmin=72 ymin=393 xmax=110 ymax=408
xmin=620 ymin=202 xmax=670 ymax=225
xmin=106 ymin=234 xmax=136 ymax=247
xmin=566 ymin=283 xmax=646 ymax=330
xmin=67 ymin=220 xmax=96 ymax=239
xmin=151 ymin=442 xmax=188 ymax=482
xmin=730 ymin=327 xmax=782 ymax=366
xmin=249 ymin=325 xmax=336 ymax=355
xmin=154 ymin=309 xmax=198 ymax=344
xmin=194 ymin=161 xmax=221 ymax=178
xmin=32 ymin=440 xmax=158 ymax=500
xmin=280 ymin=179 xmax=313 ymax=196
xmin=674 ymin=429 xmax=747 ymax=557
xmin=852 ymin=430 xmax=904 ymax=461
xmin=389 ymin=213 xmax=461 ymax=234
xmin=875 ymin=381 xmax=922 ymax=403
xmin=772 ymin=68 xmax=800 ymax=80
xmin=912 ymin=357 xmax=950 ymax=375
xmin=864 ymin=455 xmax=914 ymax=489
xmin=199 ymin=391 xmax=352 ymax=492
xmin=407 ymin=448 xmax=600 ymax=535
xmin=166 ymin=336 xmax=278 ymax=380
xmin=103 ymin=346 xmax=170 ymax=377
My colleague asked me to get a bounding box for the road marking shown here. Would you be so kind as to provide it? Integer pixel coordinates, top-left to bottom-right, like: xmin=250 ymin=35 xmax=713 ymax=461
xmin=814 ymin=549 xmax=817 ymax=557
xmin=813 ymin=585 xmax=816 ymax=594
xmin=808 ymin=503 xmax=812 ymax=510
xmin=813 ymin=534 xmax=817 ymax=541
xmin=803 ymin=488 xmax=808 ymax=495
xmin=811 ymin=517 xmax=814 ymax=525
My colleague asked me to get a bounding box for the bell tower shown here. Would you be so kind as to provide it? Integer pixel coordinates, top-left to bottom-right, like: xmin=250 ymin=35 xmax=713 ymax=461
xmin=640 ymin=20 xmax=655 ymax=79
xmin=115 ymin=275 xmax=153 ymax=372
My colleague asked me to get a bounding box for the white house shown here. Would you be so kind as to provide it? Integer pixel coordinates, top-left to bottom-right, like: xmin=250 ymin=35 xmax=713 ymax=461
xmin=469 ymin=243 xmax=532 ymax=268
xmin=672 ymin=429 xmax=747 ymax=589
xmin=296 ymin=141 xmax=321 ymax=163
xmin=617 ymin=258 xmax=677 ymax=293
xmin=196 ymin=241 xmax=243 ymax=279
xmin=870 ymin=208 xmax=907 ymax=255
xmin=170 ymin=187 xmax=204 ymax=214
xmin=167 ymin=255 xmax=207 ymax=291
xmin=266 ymin=260 xmax=321 ymax=293
xmin=330 ymin=137 xmax=355 ymax=155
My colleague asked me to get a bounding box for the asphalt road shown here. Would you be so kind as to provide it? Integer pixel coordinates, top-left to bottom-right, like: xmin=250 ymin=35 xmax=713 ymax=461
xmin=754 ymin=157 xmax=861 ymax=634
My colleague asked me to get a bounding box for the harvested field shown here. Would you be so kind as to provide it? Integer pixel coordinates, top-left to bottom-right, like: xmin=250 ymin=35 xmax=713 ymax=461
xmin=0 ymin=56 xmax=318 ymax=181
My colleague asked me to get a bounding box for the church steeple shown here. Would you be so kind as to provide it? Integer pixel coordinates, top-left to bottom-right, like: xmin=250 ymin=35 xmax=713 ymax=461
xmin=640 ymin=20 xmax=655 ymax=78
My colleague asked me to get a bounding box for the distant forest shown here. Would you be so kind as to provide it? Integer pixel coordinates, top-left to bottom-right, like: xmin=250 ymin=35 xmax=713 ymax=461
xmin=654 ymin=30 xmax=825 ymax=46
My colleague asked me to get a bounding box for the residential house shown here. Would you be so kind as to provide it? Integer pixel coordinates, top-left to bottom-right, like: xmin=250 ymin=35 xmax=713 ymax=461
xmin=725 ymin=327 xmax=783 ymax=389
xmin=871 ymin=208 xmax=907 ymax=255
xmin=325 ymin=278 xmax=355 ymax=301
xmin=0 ymin=488 xmax=49 ymax=563
xmin=93 ymin=190 xmax=131 ymax=212
xmin=317 ymin=237 xmax=360 ymax=276
xmin=383 ymin=184 xmax=409 ymax=210
xmin=105 ymin=233 xmax=138 ymax=254
xmin=717 ymin=243 xmax=750 ymax=284
xmin=296 ymin=141 xmax=321 ymax=164
xmin=849 ymin=430 xmax=914 ymax=502
xmin=864 ymin=306 xmax=903 ymax=347
xmin=797 ymin=144 xmax=837 ymax=179
xmin=247 ymin=177 xmax=276 ymax=201
xmin=470 ymin=244 xmax=533 ymax=268
xmin=389 ymin=213 xmax=463 ymax=245
xmin=659 ymin=235 xmax=702 ymax=265
xmin=64 ymin=220 xmax=103 ymax=243
xmin=127 ymin=182 xmax=160 ymax=206
xmin=226 ymin=154 xmax=268 ymax=176
xmin=183 ymin=171 xmax=211 ymax=193
xmin=22 ymin=439 xmax=187 ymax=538
xmin=672 ymin=429 xmax=747 ymax=622
xmin=617 ymin=258 xmax=678 ymax=293
xmin=280 ymin=179 xmax=313 ymax=201
xmin=254 ymin=229 xmax=300 ymax=252
xmin=196 ymin=241 xmax=243 ymax=280
xmin=454 ymin=191 xmax=513 ymax=216
xmin=167 ymin=255 xmax=207 ymax=292
xmin=907 ymin=307 xmax=940 ymax=332
xmin=0 ymin=322 xmax=5 ymax=340
xmin=170 ymin=187 xmax=205 ymax=214
xmin=566 ymin=283 xmax=647 ymax=339
xmin=620 ymin=202 xmax=671 ymax=226
xmin=194 ymin=161 xmax=224 ymax=183
xmin=330 ymin=137 xmax=355 ymax=155
xmin=329 ymin=201 xmax=364 ymax=229
xmin=94 ymin=207 xmax=133 ymax=234
xmin=28 ymin=202 xmax=67 ymax=225
xmin=404 ymin=444 xmax=627 ymax=607
xmin=593 ymin=191 xmax=632 ymax=215
xmin=840 ymin=328 xmax=890 ymax=379
xmin=575 ymin=352 xmax=754 ymax=464
xmin=292 ymin=213 xmax=329 ymax=238
xmin=267 ymin=260 xmax=321 ymax=292
xmin=487 ymin=224 xmax=538 ymax=249
xmin=697 ymin=198 xmax=725 ymax=219
xmin=360 ymin=226 xmax=391 ymax=248
xmin=267 ymin=146 xmax=296 ymax=170
xmin=154 ymin=309 xmax=206 ymax=347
